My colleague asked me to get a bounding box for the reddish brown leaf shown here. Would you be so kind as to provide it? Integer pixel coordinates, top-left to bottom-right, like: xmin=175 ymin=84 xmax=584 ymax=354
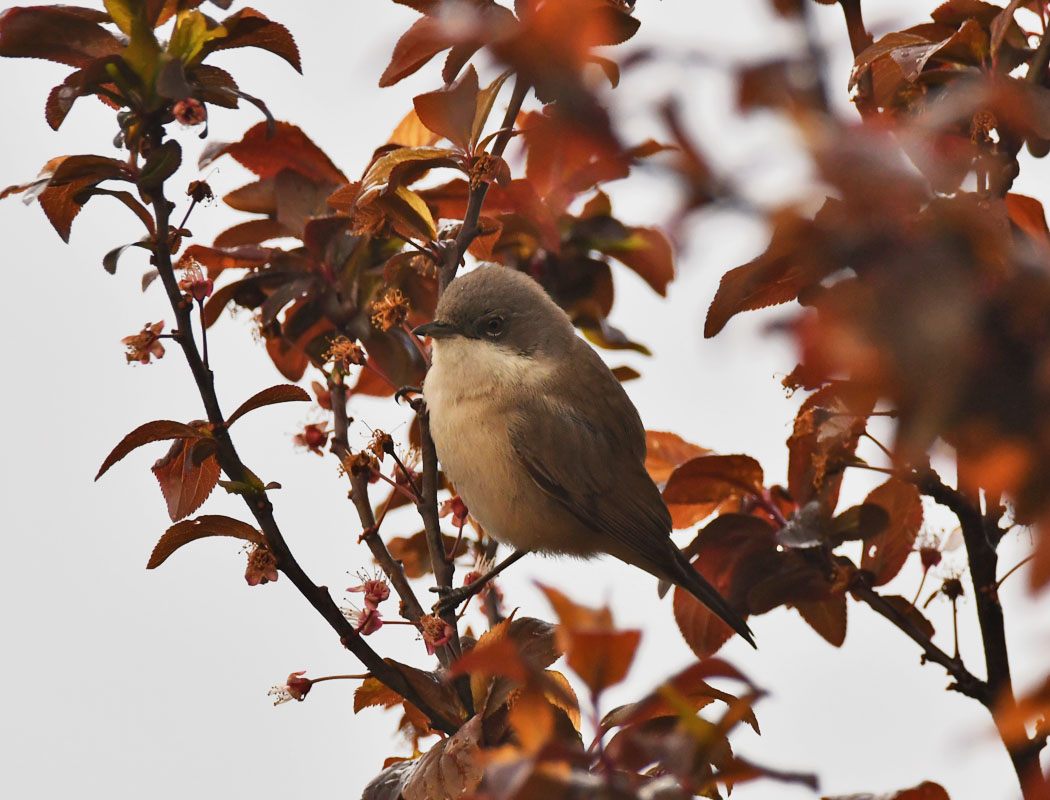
xmin=1004 ymin=192 xmax=1050 ymax=246
xmin=147 ymin=514 xmax=265 ymax=569
xmin=200 ymin=121 xmax=347 ymax=184
xmin=861 ymin=479 xmax=923 ymax=585
xmin=794 ymin=592 xmax=847 ymax=647
xmin=226 ymin=384 xmax=309 ymax=426
xmin=202 ymin=7 xmax=302 ymax=73
xmin=152 ymin=438 xmax=222 ymax=522
xmin=379 ymin=15 xmax=456 ymax=88
xmin=704 ymin=211 xmax=826 ymax=338
xmin=213 ymin=219 xmax=291 ymax=248
xmin=663 ymin=454 xmax=764 ymax=505
xmin=96 ymin=420 xmax=204 ymax=480
xmin=387 ymin=530 xmax=467 ymax=578
xmin=401 ymin=716 xmax=483 ymax=800
xmin=412 ymin=65 xmax=479 ymax=151
xmin=880 ymin=595 xmax=935 ymax=640
xmin=0 ymin=6 xmax=121 ymax=68
xmin=674 ymin=515 xmax=778 ymax=657
xmin=604 ymin=227 xmax=675 ymax=296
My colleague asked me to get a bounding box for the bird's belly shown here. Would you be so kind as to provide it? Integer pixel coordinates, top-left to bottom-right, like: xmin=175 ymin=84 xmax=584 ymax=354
xmin=426 ymin=395 xmax=597 ymax=556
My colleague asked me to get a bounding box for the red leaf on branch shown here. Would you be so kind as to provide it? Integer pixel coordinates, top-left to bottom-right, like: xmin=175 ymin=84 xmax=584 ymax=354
xmin=861 ymin=479 xmax=924 ymax=585
xmin=147 ymin=514 xmax=265 ymax=569
xmin=96 ymin=420 xmax=204 ymax=480
xmin=200 ymin=121 xmax=347 ymax=184
xmin=794 ymin=592 xmax=847 ymax=647
xmin=226 ymin=383 xmax=310 ymax=426
xmin=0 ymin=6 xmax=120 ymax=68
xmin=152 ymin=437 xmax=222 ymax=522
xmin=412 ymin=65 xmax=480 ymax=151
xmin=644 ymin=431 xmax=710 ymax=485
xmin=202 ymin=7 xmax=302 ymax=73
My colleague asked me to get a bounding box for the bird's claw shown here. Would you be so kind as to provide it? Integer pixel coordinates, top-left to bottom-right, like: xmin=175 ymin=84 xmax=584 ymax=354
xmin=394 ymin=385 xmax=423 ymax=405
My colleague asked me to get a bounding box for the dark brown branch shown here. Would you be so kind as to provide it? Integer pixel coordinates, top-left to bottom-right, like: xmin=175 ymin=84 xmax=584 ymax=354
xmin=328 ymin=381 xmax=429 ymax=628
xmin=848 ymin=569 xmax=988 ymax=702
xmin=916 ymin=469 xmax=1042 ymax=792
xmin=438 ymin=77 xmax=530 ymax=290
xmin=148 ymin=172 xmax=457 ymax=735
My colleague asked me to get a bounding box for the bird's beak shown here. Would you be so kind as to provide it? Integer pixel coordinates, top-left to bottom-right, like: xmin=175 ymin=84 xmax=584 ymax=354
xmin=412 ymin=320 xmax=458 ymax=340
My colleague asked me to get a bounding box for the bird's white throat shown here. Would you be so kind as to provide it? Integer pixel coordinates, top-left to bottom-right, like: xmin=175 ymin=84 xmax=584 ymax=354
xmin=425 ymin=337 xmax=542 ymax=404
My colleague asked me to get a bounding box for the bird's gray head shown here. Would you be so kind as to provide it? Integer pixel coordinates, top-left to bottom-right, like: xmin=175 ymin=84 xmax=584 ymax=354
xmin=413 ymin=266 xmax=574 ymax=356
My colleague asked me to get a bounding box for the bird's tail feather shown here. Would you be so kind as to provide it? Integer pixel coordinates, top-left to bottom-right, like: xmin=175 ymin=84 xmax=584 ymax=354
xmin=666 ymin=546 xmax=756 ymax=649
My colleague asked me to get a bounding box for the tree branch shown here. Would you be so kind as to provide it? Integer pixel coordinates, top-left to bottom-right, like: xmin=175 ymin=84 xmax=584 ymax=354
xmin=438 ymin=77 xmax=530 ymax=290
xmin=148 ymin=164 xmax=457 ymax=735
xmin=328 ymin=380 xmax=429 ymax=628
xmin=848 ymin=569 xmax=989 ymax=702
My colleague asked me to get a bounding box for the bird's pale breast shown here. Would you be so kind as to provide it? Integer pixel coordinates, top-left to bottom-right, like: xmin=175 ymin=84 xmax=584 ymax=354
xmin=423 ymin=338 xmax=601 ymax=556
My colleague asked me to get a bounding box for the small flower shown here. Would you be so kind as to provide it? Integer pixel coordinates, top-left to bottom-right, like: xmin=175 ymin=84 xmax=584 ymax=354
xmin=173 ymin=97 xmax=207 ymax=127
xmin=186 ymin=179 xmax=214 ymax=203
xmin=122 ymin=321 xmax=166 ymax=364
xmin=324 ymin=335 xmax=367 ymax=370
xmin=348 ymin=569 xmax=391 ymax=610
xmin=368 ymin=430 xmax=394 ymax=462
xmin=177 ymin=258 xmax=214 ymax=303
xmin=370 ymin=288 xmax=410 ymax=332
xmin=440 ymin=495 xmax=469 ymax=528
xmin=293 ymin=423 xmax=330 ymax=455
xmin=462 ymin=553 xmax=502 ymax=608
xmin=268 ymin=670 xmax=312 ymax=705
xmin=341 ymin=602 xmax=384 ymax=635
xmin=245 ymin=544 xmax=279 ymax=586
xmin=915 ymin=528 xmax=963 ymax=572
xmin=341 ymin=449 xmax=380 ymax=479
xmin=420 ymin=613 xmax=454 ymax=654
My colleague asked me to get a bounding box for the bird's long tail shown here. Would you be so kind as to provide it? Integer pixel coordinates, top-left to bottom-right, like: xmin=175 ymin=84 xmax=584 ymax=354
xmin=663 ymin=546 xmax=756 ymax=649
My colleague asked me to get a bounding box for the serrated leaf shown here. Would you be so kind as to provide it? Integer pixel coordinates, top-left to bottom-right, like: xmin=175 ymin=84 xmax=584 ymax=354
xmin=96 ymin=419 xmax=203 ymax=480
xmin=147 ymin=514 xmax=264 ymax=568
xmin=226 ymin=383 xmax=309 ymax=426
xmin=152 ymin=437 xmax=221 ymax=521
xmin=861 ymin=479 xmax=923 ymax=585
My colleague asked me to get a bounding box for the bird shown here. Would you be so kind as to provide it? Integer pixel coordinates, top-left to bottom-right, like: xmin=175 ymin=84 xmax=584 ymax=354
xmin=413 ymin=265 xmax=755 ymax=647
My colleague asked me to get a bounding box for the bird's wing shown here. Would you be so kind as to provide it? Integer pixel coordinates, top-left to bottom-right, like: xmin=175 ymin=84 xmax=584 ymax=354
xmin=508 ymin=341 xmax=675 ymax=572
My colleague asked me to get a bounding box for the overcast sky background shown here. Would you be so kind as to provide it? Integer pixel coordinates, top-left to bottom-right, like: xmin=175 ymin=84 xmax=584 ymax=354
xmin=2 ymin=1 xmax=1049 ymax=798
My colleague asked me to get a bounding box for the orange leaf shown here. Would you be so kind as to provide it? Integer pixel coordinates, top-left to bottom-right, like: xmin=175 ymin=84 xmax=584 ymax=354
xmin=147 ymin=515 xmax=265 ymax=569
xmin=1004 ymin=192 xmax=1050 ymax=246
xmin=861 ymin=478 xmax=923 ymax=585
xmin=96 ymin=419 xmax=204 ymax=480
xmin=152 ymin=438 xmax=222 ymax=522
xmin=644 ymin=431 xmax=711 ymax=485
xmin=538 ymin=584 xmax=641 ymax=695
xmin=200 ymin=121 xmax=347 ymax=184
xmin=388 ymin=109 xmax=441 ymax=148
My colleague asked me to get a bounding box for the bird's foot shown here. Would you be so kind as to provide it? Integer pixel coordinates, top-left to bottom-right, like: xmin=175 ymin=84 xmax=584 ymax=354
xmin=430 ymin=584 xmax=477 ymax=617
xmin=394 ymin=385 xmax=422 ymax=405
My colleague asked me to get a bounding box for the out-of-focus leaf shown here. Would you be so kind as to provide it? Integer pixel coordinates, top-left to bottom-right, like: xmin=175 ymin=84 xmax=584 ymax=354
xmin=664 ymin=454 xmax=764 ymax=505
xmin=879 ymin=595 xmax=935 ymax=640
xmin=603 ymin=226 xmax=675 ymax=296
xmin=401 ymin=716 xmax=483 ymax=800
xmin=387 ymin=530 xmax=468 ymax=578
xmin=147 ymin=514 xmax=264 ymax=568
xmin=538 ymin=584 xmax=641 ymax=695
xmin=388 ymin=108 xmax=442 ymax=148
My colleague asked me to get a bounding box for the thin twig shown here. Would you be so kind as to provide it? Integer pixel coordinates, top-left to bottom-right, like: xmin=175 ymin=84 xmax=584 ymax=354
xmin=848 ymin=569 xmax=988 ymax=702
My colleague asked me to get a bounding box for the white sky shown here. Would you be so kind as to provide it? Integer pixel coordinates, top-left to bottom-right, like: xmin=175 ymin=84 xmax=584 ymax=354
xmin=2 ymin=1 xmax=1049 ymax=799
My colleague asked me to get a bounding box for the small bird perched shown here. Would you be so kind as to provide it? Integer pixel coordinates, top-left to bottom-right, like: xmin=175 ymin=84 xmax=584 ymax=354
xmin=414 ymin=265 xmax=755 ymax=647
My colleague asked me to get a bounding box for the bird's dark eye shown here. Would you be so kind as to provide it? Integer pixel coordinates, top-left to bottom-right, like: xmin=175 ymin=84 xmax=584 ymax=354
xmin=482 ymin=315 xmax=505 ymax=338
